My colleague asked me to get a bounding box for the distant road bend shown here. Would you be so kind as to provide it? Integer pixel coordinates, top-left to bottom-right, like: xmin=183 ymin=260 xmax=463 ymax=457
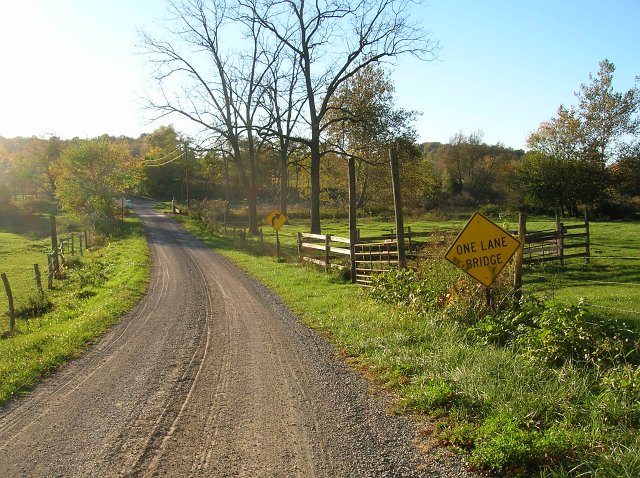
xmin=0 ymin=200 xmax=477 ymax=477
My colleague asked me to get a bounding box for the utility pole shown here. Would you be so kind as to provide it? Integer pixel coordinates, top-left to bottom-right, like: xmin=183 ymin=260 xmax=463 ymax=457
xmin=184 ymin=141 xmax=190 ymax=208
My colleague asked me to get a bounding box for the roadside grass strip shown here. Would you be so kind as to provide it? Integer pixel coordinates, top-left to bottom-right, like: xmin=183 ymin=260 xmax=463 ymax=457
xmin=180 ymin=214 xmax=640 ymax=478
xmin=0 ymin=220 xmax=149 ymax=405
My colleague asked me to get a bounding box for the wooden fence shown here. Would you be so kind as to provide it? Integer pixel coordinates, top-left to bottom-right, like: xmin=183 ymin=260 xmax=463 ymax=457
xmin=297 ymin=229 xmax=455 ymax=286
xmin=353 ymin=241 xmax=399 ymax=286
xmin=521 ymin=221 xmax=590 ymax=265
xmin=297 ymin=233 xmax=352 ymax=271
xmin=297 ymin=218 xmax=590 ymax=287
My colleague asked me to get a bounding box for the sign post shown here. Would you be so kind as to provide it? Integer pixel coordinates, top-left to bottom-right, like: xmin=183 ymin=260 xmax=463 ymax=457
xmin=265 ymin=209 xmax=288 ymax=261
xmin=445 ymin=212 xmax=520 ymax=288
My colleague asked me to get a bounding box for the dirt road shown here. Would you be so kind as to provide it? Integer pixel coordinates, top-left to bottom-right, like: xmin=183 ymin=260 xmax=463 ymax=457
xmin=0 ymin=202 xmax=475 ymax=477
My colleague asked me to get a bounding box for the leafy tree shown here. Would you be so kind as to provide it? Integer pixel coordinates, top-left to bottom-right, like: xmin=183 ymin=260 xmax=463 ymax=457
xmin=577 ymin=59 xmax=640 ymax=165
xmin=325 ymin=62 xmax=418 ymax=210
xmin=139 ymin=126 xmax=184 ymax=199
xmin=525 ymin=60 xmax=639 ymax=213
xmin=56 ymin=139 xmax=140 ymax=231
xmin=612 ymin=143 xmax=640 ymax=197
xmin=433 ymin=132 xmax=520 ymax=206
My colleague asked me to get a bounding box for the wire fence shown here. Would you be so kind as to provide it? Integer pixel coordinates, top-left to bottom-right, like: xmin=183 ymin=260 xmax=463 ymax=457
xmin=1 ymin=231 xmax=90 ymax=335
xmin=524 ymin=253 xmax=640 ymax=319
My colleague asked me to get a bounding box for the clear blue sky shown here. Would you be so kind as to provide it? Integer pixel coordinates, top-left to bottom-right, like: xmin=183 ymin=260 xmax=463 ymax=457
xmin=1 ymin=0 xmax=638 ymax=150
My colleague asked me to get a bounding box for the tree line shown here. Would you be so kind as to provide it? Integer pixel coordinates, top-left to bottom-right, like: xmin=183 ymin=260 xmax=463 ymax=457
xmin=0 ymin=7 xmax=637 ymax=235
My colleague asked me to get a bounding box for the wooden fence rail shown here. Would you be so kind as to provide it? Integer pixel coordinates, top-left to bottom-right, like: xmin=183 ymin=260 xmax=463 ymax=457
xmin=296 ymin=218 xmax=590 ymax=287
xmin=521 ymin=221 xmax=590 ymax=265
xmin=353 ymin=241 xmax=399 ymax=286
xmin=297 ymin=233 xmax=352 ymax=271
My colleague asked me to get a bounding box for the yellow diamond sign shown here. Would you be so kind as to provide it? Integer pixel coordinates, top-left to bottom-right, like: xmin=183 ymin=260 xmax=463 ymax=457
xmin=265 ymin=208 xmax=288 ymax=231
xmin=445 ymin=212 xmax=520 ymax=287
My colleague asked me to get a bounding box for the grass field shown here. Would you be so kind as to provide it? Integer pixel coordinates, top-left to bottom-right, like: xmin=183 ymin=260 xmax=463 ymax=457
xmin=0 ymin=212 xmax=149 ymax=404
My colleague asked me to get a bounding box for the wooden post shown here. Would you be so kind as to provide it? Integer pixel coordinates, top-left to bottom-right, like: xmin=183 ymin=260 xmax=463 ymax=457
xmin=71 ymin=233 xmax=75 ymax=255
xmin=324 ymin=235 xmax=331 ymax=272
xmin=84 ymin=230 xmax=88 ymax=249
xmin=276 ymin=230 xmax=281 ymax=262
xmin=513 ymin=212 xmax=526 ymax=306
xmin=584 ymin=208 xmax=590 ymax=264
xmin=485 ymin=286 xmax=493 ymax=309
xmin=297 ymin=232 xmax=302 ymax=260
xmin=348 ymin=155 xmax=358 ymax=283
xmin=389 ymin=146 xmax=406 ymax=269
xmin=259 ymin=228 xmax=264 ymax=255
xmin=34 ymin=263 xmax=43 ymax=295
xmin=79 ymin=235 xmax=83 ymax=256
xmin=350 ymin=229 xmax=360 ymax=284
xmin=50 ymin=215 xmax=60 ymax=277
xmin=184 ymin=141 xmax=190 ymax=209
xmin=47 ymin=254 xmax=54 ymax=289
xmin=1 ymin=273 xmax=15 ymax=332
xmin=558 ymin=222 xmax=565 ymax=266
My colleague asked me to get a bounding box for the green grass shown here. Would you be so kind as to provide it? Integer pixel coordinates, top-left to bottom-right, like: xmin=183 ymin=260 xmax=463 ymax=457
xmin=212 ymin=211 xmax=640 ymax=328
xmin=0 ymin=216 xmax=149 ymax=405
xmin=179 ymin=211 xmax=640 ymax=477
xmin=523 ymin=220 xmax=640 ymax=327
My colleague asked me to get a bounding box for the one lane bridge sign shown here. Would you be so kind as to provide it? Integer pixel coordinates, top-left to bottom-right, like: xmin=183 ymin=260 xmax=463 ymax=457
xmin=445 ymin=212 xmax=520 ymax=287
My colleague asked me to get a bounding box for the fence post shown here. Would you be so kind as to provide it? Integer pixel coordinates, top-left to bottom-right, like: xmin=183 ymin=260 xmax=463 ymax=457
xmin=259 ymin=228 xmax=264 ymax=255
xmin=71 ymin=233 xmax=75 ymax=255
xmin=559 ymin=223 xmax=565 ymax=266
xmin=584 ymin=208 xmax=590 ymax=264
xmin=513 ymin=212 xmax=526 ymax=306
xmin=47 ymin=254 xmax=54 ymax=289
xmin=389 ymin=145 xmax=406 ymax=269
xmin=34 ymin=263 xmax=43 ymax=295
xmin=1 ymin=273 xmax=15 ymax=332
xmin=84 ymin=230 xmax=88 ymax=248
xmin=50 ymin=215 xmax=60 ymax=277
xmin=297 ymin=232 xmax=302 ymax=260
xmin=79 ymin=235 xmax=83 ymax=256
xmin=349 ymin=229 xmax=357 ymax=284
xmin=324 ymin=235 xmax=331 ymax=272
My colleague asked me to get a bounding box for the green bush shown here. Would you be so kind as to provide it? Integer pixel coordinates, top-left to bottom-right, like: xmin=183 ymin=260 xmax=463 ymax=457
xmin=471 ymin=300 xmax=640 ymax=369
xmin=367 ymin=255 xmax=640 ymax=476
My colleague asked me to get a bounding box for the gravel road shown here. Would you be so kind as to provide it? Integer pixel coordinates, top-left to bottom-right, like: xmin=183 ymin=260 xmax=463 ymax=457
xmin=0 ymin=201 xmax=480 ymax=477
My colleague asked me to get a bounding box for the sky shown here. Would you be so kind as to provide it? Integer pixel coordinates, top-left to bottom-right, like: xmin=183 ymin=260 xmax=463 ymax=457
xmin=0 ymin=0 xmax=638 ymax=150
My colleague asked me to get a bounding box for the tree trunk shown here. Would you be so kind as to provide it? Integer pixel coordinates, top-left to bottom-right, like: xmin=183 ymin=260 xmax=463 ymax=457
xmin=310 ymin=145 xmax=321 ymax=234
xmin=279 ymin=151 xmax=289 ymax=215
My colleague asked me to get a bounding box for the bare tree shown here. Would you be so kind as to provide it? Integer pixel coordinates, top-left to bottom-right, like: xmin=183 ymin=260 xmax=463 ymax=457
xmin=242 ymin=0 xmax=438 ymax=233
xmin=141 ymin=0 xmax=274 ymax=233
xmin=260 ymin=48 xmax=307 ymax=215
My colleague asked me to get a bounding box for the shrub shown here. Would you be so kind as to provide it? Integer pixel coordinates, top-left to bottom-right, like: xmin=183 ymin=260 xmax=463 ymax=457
xmin=189 ymin=199 xmax=228 ymax=233
xmin=472 ymin=301 xmax=640 ymax=370
xmin=17 ymin=292 xmax=53 ymax=319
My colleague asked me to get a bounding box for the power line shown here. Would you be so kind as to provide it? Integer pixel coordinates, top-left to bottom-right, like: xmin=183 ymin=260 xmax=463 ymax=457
xmin=144 ymin=151 xmax=186 ymax=167
xmin=139 ymin=146 xmax=182 ymax=164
